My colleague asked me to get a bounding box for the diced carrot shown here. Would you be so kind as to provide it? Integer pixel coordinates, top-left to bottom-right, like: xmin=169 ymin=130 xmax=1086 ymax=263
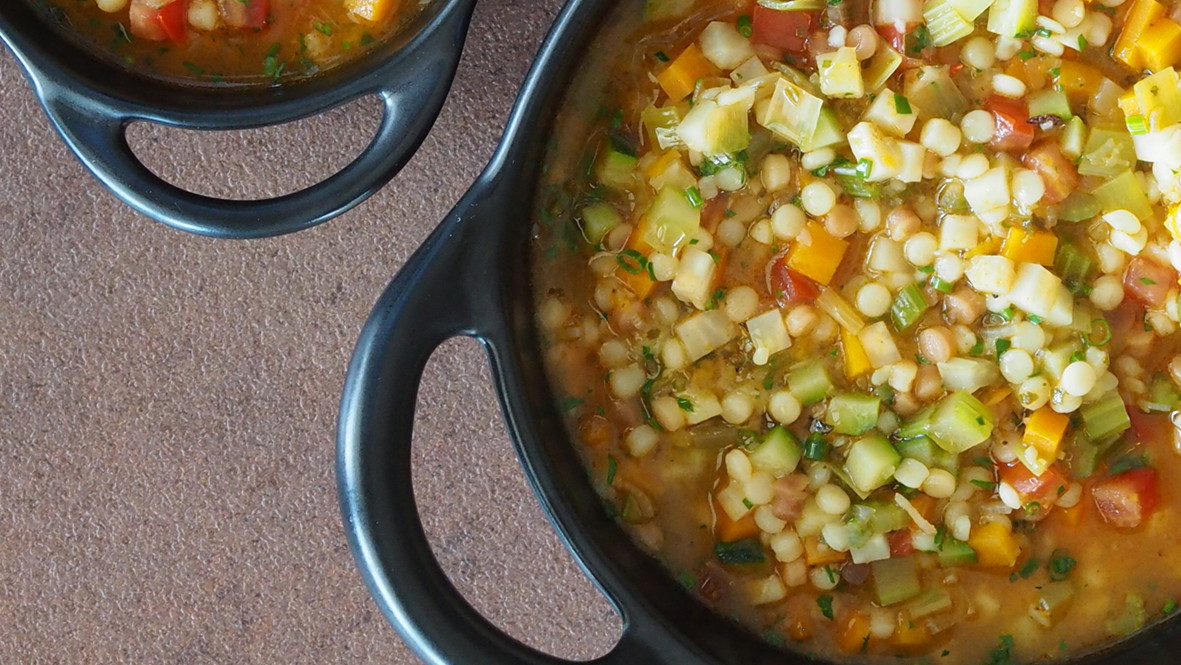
xmin=835 ymin=611 xmax=873 ymax=654
xmin=656 ymin=44 xmax=714 ymax=103
xmin=968 ymin=520 xmax=1021 ymax=568
xmin=785 ymin=222 xmax=849 ymax=286
xmin=804 ymin=536 xmax=848 ymax=566
xmin=1001 ymin=227 xmax=1058 ymax=266
xmin=786 ymin=616 xmax=811 ymax=641
xmin=1114 ymin=0 xmax=1166 ymax=70
xmin=1022 ymin=407 xmax=1070 ymax=464
xmin=1054 ymin=60 xmax=1106 ymax=104
xmin=1141 ymin=19 xmax=1181 ymax=72
xmin=714 ymin=495 xmax=761 ymax=542
xmin=893 ymin=615 xmax=931 ymax=648
xmin=643 ymin=149 xmax=683 ymax=179
xmin=841 ymin=327 xmax=872 ymax=378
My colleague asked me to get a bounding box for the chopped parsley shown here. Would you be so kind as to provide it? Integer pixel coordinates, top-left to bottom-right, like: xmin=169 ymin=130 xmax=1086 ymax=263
xmin=1048 ymin=549 xmax=1077 ymax=581
xmin=606 ymin=455 xmax=617 ymax=485
xmin=817 ymin=594 xmax=835 ymax=620
xmin=676 ymin=397 xmax=695 ymax=412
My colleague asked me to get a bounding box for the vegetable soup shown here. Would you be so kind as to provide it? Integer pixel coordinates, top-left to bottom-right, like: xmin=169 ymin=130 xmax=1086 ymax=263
xmin=35 ymin=0 xmax=431 ymax=84
xmin=532 ymin=0 xmax=1181 ymax=662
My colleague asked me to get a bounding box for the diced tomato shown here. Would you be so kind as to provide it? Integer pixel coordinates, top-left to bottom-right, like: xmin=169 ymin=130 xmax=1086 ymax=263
xmin=875 ymin=24 xmax=908 ymax=54
xmin=985 ymin=95 xmax=1035 ymax=154
xmin=999 ymin=461 xmax=1068 ymax=503
xmin=751 ymin=6 xmax=814 ymax=53
xmin=769 ymin=261 xmax=820 ymax=308
xmin=1092 ymin=467 xmax=1158 ymax=528
xmin=1022 ymin=141 xmax=1079 ymax=204
xmin=1123 ymin=256 xmax=1176 ymax=308
xmin=218 ymin=0 xmax=269 ymax=29
xmin=888 ymin=530 xmax=914 ymax=557
xmin=129 ymin=0 xmax=168 ymax=41
xmin=129 ymin=0 xmax=188 ymax=42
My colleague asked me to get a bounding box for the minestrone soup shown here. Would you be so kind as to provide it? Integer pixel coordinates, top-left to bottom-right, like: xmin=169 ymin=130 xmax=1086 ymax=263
xmin=36 ymin=0 xmax=431 ymax=84
xmin=533 ymin=0 xmax=1181 ymax=662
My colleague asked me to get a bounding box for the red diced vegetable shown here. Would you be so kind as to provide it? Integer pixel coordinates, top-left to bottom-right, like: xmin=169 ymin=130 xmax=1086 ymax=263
xmin=752 ymin=6 xmax=814 ymax=53
xmin=1022 ymin=141 xmax=1079 ymax=204
xmin=986 ymin=95 xmax=1035 ymax=154
xmin=129 ymin=0 xmax=168 ymax=41
xmin=1092 ymin=468 xmax=1158 ymax=528
xmin=157 ymin=0 xmax=189 ymax=43
xmin=770 ymin=262 xmax=821 ymax=308
xmin=889 ymin=530 xmax=915 ymax=557
xmin=1123 ymin=256 xmax=1176 ymax=308
xmin=875 ymin=24 xmax=908 ymax=54
xmin=219 ymin=0 xmax=269 ymax=29
xmin=1000 ymin=461 xmax=1068 ymax=502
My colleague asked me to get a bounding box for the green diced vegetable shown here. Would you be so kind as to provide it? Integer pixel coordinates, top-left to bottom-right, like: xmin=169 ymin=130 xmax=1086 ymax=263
xmin=788 ymin=360 xmax=835 ymax=405
xmin=863 ymin=45 xmax=903 ymax=92
xmin=714 ymin=538 xmax=767 ymax=565
xmin=799 ymin=106 xmax=846 ymax=152
xmin=923 ymin=0 xmax=975 ymax=47
xmin=1031 ymin=582 xmax=1077 ymax=628
xmin=641 ymin=104 xmax=684 ymax=151
xmin=860 ymin=500 xmax=910 ymax=532
xmin=1078 ymin=128 xmax=1136 ymax=179
xmin=677 ymin=88 xmax=754 ymax=157
xmin=871 ymin=556 xmax=923 ymax=605
xmin=1028 ymin=89 xmax=1073 ymax=120
xmin=987 ymin=0 xmax=1038 ymax=37
xmin=904 ymin=66 xmax=969 ymax=121
xmin=579 ymin=203 xmax=622 ymax=244
xmin=1107 ymin=593 xmax=1147 ymax=637
xmin=896 ymin=391 xmax=994 ymax=453
xmin=803 ymin=433 xmax=831 ymax=460
xmin=595 ymin=144 xmax=638 ymax=189
xmin=1055 ymin=242 xmax=1094 ymax=295
xmin=1080 ymin=393 xmax=1131 ymax=441
xmin=1145 ymin=375 xmax=1181 ymax=412
xmin=895 ymin=435 xmax=960 ymax=472
xmin=757 ymin=76 xmax=825 ymax=150
xmin=907 ymin=588 xmax=954 ymax=619
xmin=1091 ymin=170 xmax=1154 ymax=221
xmin=891 ymin=283 xmax=930 ymax=331
xmin=639 ymin=185 xmax=702 ymax=254
xmin=1055 ymin=191 xmax=1101 ymax=223
xmin=748 ymin=426 xmax=803 ymax=476
xmin=1059 ymin=116 xmax=1088 ymax=158
xmin=936 ymin=535 xmax=978 ymax=565
xmin=844 ymin=433 xmax=902 ymax=494
xmin=827 ymin=393 xmax=882 ymax=435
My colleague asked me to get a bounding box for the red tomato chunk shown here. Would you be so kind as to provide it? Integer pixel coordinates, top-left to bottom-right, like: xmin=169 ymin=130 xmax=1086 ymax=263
xmin=752 ymin=6 xmax=813 ymax=53
xmin=986 ymin=95 xmax=1035 ymax=154
xmin=769 ymin=263 xmax=820 ymax=308
xmin=1022 ymin=141 xmax=1079 ymax=205
xmin=1123 ymin=256 xmax=1177 ymax=309
xmin=1092 ymin=468 xmax=1159 ymax=528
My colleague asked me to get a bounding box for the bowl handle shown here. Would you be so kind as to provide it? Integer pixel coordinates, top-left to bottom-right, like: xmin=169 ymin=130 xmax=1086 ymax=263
xmin=337 ymin=180 xmax=671 ymax=665
xmin=20 ymin=0 xmax=475 ymax=239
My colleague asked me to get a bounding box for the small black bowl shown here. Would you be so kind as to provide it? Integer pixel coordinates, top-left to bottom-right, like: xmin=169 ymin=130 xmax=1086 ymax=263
xmin=336 ymin=1 xmax=1181 ymax=662
xmin=0 ymin=0 xmax=476 ymax=238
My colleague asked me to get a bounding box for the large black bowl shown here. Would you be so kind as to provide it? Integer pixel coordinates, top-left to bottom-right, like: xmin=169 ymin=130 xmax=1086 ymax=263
xmin=336 ymin=1 xmax=1181 ymax=662
xmin=0 ymin=0 xmax=475 ymax=238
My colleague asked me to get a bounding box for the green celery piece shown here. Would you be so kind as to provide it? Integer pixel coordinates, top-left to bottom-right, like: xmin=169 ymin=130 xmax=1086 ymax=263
xmin=891 ymin=283 xmax=930 ymax=331
xmin=595 ymin=145 xmax=637 ymax=190
xmin=579 ymin=203 xmax=622 ymax=244
xmin=987 ymin=0 xmax=1037 ymax=37
xmin=923 ymin=0 xmax=975 ymax=46
xmin=872 ymin=556 xmax=923 ymax=605
xmin=1054 ymin=241 xmax=1094 ymax=290
xmin=827 ymin=393 xmax=882 ymax=436
xmin=1080 ymin=393 xmax=1131 ymax=441
xmin=895 ymin=435 xmax=960 ymax=472
xmin=1091 ymin=171 xmax=1153 ymax=221
xmin=937 ymin=536 xmax=978 ymax=565
xmin=897 ymin=391 xmax=993 ymax=453
xmin=748 ymin=427 xmax=803 ymax=476
xmin=1145 ymin=375 xmax=1181 ymax=412
xmin=1054 ymin=191 xmax=1101 ymax=223
xmin=1028 ymin=89 xmax=1073 ymax=120
xmin=907 ymin=588 xmax=954 ymax=619
xmin=844 ymin=433 xmax=902 ymax=494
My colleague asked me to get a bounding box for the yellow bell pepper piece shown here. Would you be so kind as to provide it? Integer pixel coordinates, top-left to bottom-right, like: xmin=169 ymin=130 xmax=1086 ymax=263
xmin=1115 ymin=0 xmax=1166 ymax=71
xmin=841 ymin=327 xmax=872 ymax=378
xmin=345 ymin=0 xmax=401 ymax=22
xmin=1023 ymin=407 xmax=1070 ymax=462
xmin=1141 ymin=20 xmax=1181 ymax=72
xmin=1055 ymin=60 xmax=1106 ymax=104
xmin=963 ymin=236 xmax=1001 ymax=259
xmin=1000 ymin=227 xmax=1058 ymax=266
xmin=786 ymin=222 xmax=849 ymax=285
xmin=656 ymin=44 xmax=713 ymax=103
xmin=968 ymin=521 xmax=1021 ymax=568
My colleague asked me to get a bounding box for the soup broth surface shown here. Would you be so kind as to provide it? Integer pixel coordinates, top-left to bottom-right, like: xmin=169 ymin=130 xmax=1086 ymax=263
xmin=533 ymin=0 xmax=1181 ymax=662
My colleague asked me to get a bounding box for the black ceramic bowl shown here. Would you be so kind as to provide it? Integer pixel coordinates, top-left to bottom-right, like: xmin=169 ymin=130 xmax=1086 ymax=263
xmin=0 ymin=0 xmax=476 ymax=238
xmin=336 ymin=1 xmax=1180 ymax=662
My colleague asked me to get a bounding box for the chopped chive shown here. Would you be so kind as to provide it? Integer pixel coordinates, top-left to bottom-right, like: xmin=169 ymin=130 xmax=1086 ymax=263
xmin=894 ymin=93 xmax=912 ymax=115
xmin=736 ymin=14 xmax=753 ymax=37
xmin=685 ymin=186 xmax=704 ymax=209
xmin=616 ymin=249 xmax=648 ymax=274
xmin=996 ymin=338 xmax=1012 ymax=356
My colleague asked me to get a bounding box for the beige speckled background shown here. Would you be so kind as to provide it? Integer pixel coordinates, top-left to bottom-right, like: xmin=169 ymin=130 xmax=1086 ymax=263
xmin=0 ymin=1 xmax=622 ymax=662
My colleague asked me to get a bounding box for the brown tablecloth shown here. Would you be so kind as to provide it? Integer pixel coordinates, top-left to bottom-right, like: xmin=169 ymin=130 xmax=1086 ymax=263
xmin=0 ymin=1 xmax=620 ymax=662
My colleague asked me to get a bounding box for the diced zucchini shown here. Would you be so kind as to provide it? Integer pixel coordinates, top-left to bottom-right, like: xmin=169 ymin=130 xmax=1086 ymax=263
xmin=949 ymin=0 xmax=995 ymax=20
xmin=937 ymin=357 xmax=1001 ymax=393
xmin=1078 ymin=128 xmax=1137 ymax=179
xmin=1028 ymin=89 xmax=1073 ymax=120
xmin=827 ymin=393 xmax=882 ymax=436
xmin=1080 ymin=393 xmax=1131 ymax=441
xmin=903 ymin=66 xmax=969 ymax=122
xmin=579 ymin=203 xmax=622 ymax=244
xmin=857 ymin=500 xmax=910 ymax=533
xmin=800 ymin=106 xmax=847 ymax=151
xmin=788 ymin=360 xmax=835 ymax=405
xmin=895 ymin=435 xmax=960 ymax=472
xmin=748 ymin=426 xmax=803 ymax=476
xmin=987 ymin=0 xmax=1037 ymax=37
xmin=595 ymin=144 xmax=638 ymax=189
xmin=936 ymin=536 xmax=978 ymax=565
xmin=896 ymin=391 xmax=994 ymax=454
xmin=639 ymin=185 xmax=701 ymax=254
xmin=1054 ymin=192 xmax=1101 ymax=223
xmin=1091 ymin=170 xmax=1154 ymax=221
xmin=845 ymin=433 xmax=902 ymax=494
xmin=871 ymin=556 xmax=923 ymax=605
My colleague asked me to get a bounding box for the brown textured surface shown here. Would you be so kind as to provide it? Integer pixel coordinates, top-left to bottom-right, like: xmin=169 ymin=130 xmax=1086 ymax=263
xmin=0 ymin=1 xmax=621 ymax=662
